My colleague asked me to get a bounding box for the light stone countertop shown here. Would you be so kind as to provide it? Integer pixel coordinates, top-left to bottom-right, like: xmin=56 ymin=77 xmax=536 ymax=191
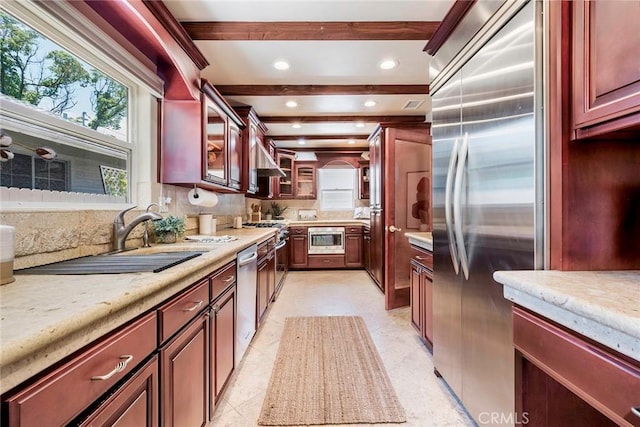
xmin=0 ymin=227 xmax=277 ymax=394
xmin=493 ymin=270 xmax=640 ymax=362
xmin=287 ymin=219 xmax=370 ymax=227
xmin=404 ymin=231 xmax=433 ymax=251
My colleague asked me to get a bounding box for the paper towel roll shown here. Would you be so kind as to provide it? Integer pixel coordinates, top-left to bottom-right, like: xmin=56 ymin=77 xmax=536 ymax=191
xmin=188 ymin=188 xmax=218 ymax=207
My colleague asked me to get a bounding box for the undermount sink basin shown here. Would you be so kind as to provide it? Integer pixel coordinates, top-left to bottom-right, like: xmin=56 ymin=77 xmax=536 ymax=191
xmin=15 ymin=251 xmax=206 ymax=275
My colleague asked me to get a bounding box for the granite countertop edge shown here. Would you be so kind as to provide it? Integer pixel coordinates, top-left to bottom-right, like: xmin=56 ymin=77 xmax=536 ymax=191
xmin=493 ymin=270 xmax=640 ymax=362
xmin=404 ymin=232 xmax=433 ymax=251
xmin=0 ymin=227 xmax=277 ymax=394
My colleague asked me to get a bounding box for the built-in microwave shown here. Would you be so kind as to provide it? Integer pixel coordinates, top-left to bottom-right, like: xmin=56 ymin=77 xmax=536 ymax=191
xmin=308 ymin=227 xmax=345 ymax=254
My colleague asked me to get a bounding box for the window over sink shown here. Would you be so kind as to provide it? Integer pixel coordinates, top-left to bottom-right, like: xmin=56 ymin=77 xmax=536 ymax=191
xmin=0 ymin=3 xmax=162 ymax=207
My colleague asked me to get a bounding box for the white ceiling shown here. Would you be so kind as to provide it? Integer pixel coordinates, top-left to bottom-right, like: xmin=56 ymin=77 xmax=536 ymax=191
xmin=163 ymin=0 xmax=454 ymax=149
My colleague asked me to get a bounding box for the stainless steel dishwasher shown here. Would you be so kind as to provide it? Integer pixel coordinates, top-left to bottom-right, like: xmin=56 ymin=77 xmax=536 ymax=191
xmin=236 ymin=244 xmax=258 ymax=365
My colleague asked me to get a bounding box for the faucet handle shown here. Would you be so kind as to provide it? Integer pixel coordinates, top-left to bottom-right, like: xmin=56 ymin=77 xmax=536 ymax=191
xmin=115 ymin=206 xmax=137 ymax=223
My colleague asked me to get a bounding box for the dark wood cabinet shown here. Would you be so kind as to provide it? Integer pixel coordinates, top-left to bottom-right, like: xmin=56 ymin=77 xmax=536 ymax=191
xmin=2 ymin=313 xmax=157 ymax=427
xmin=227 ymin=119 xmax=242 ymax=190
xmin=201 ymin=80 xmax=245 ymax=190
xmin=160 ymin=80 xmax=244 ymax=192
xmin=289 ymin=227 xmax=308 ymax=269
xmin=513 ymin=306 xmax=640 ymax=427
xmin=363 ymin=225 xmax=371 ymax=275
xmin=345 ymin=226 xmax=363 ymax=268
xmin=257 ymin=256 xmax=270 ymax=324
xmin=257 ymin=238 xmax=276 ymax=326
xmin=307 ymin=254 xmax=345 ymax=269
xmin=294 ymin=163 xmax=316 ymax=199
xmin=409 ymin=245 xmax=433 ymax=349
xmin=276 ymin=151 xmax=295 ymax=198
xmin=235 ymin=107 xmax=267 ymax=195
xmin=78 ymin=356 xmax=158 ymax=427
xmin=571 ymin=0 xmax=640 ymax=140
xmin=210 ymin=285 xmax=236 ymax=407
xmin=159 ymin=312 xmax=208 ymax=427
xmin=358 ymin=160 xmax=370 ymax=200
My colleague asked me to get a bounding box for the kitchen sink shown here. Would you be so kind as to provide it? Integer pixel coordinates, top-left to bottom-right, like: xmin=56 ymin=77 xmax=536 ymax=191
xmin=15 ymin=251 xmax=206 ymax=275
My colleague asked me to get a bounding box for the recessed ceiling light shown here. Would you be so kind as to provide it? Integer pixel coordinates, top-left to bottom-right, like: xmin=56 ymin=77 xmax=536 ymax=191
xmin=273 ymin=60 xmax=290 ymax=70
xmin=380 ymin=60 xmax=398 ymax=70
xmin=348 ymin=139 xmax=355 ymax=144
xmin=286 ymin=100 xmax=298 ymax=108
xmin=355 ymin=122 xmax=365 ymax=128
xmin=298 ymin=139 xmax=306 ymax=145
xmin=292 ymin=123 xmax=301 ymax=129
xmin=364 ymin=100 xmax=377 ymax=107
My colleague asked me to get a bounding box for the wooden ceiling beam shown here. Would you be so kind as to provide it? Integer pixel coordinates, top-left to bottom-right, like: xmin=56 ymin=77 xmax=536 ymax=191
xmin=261 ymin=115 xmax=425 ymax=123
xmin=218 ymin=84 xmax=428 ymax=96
xmin=182 ymin=21 xmax=440 ymax=41
xmin=268 ymin=134 xmax=368 ymax=141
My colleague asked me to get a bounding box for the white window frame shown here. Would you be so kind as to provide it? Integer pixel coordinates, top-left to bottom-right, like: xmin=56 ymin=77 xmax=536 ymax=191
xmin=318 ymin=168 xmax=357 ymax=211
xmin=0 ymin=1 xmax=163 ymax=211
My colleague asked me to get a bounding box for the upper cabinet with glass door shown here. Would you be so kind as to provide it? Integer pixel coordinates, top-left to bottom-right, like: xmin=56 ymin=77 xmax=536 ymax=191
xmin=201 ymin=80 xmax=244 ymax=190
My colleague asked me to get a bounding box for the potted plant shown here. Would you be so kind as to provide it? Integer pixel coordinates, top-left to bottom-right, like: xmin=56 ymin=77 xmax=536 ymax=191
xmin=270 ymin=202 xmax=288 ymax=220
xmin=152 ymin=215 xmax=186 ymax=243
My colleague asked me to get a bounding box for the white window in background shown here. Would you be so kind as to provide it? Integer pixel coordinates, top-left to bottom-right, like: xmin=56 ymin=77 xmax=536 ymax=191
xmin=319 ymin=168 xmax=357 ymax=210
xmin=0 ymin=3 xmax=162 ymax=207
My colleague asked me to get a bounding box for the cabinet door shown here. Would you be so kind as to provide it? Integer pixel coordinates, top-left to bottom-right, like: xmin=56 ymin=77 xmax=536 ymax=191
xmin=294 ymin=164 xmax=316 ymax=199
xmin=359 ymin=162 xmax=370 ymax=199
xmin=422 ymin=269 xmax=433 ymax=346
xmin=247 ymin=121 xmax=259 ymax=193
xmin=204 ymin=95 xmax=228 ymax=186
xmin=257 ymin=259 xmax=269 ymax=325
xmin=78 ymin=356 xmax=158 ymax=427
xmin=277 ymin=152 xmax=295 ymax=198
xmin=227 ymin=119 xmax=242 ymax=190
xmin=160 ymin=313 xmax=208 ymax=427
xmin=210 ymin=285 xmax=236 ymax=410
xmin=410 ymin=261 xmax=422 ymax=335
xmin=289 ymin=235 xmax=308 ymax=268
xmin=345 ymin=234 xmax=363 ymax=268
xmin=572 ymin=0 xmax=640 ymax=138
xmin=267 ymin=251 xmax=276 ymax=302
xmin=363 ymin=229 xmax=371 ymax=274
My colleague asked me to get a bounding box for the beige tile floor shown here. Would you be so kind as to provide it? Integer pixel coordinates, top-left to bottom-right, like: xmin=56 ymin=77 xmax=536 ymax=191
xmin=210 ymin=270 xmax=476 ymax=426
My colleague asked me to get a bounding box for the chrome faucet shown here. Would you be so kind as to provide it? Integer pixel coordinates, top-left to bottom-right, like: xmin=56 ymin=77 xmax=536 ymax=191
xmin=143 ymin=203 xmax=160 ymax=247
xmin=113 ymin=206 xmax=162 ymax=251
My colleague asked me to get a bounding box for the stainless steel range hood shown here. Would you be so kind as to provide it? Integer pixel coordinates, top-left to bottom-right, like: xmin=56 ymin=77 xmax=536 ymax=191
xmin=256 ymin=142 xmax=286 ymax=177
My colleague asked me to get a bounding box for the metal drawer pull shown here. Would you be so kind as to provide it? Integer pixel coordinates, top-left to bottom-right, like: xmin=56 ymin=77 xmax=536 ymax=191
xmin=223 ymin=275 xmax=235 ymax=283
xmin=183 ymin=300 xmax=204 ymax=312
xmin=91 ymin=355 xmax=133 ymax=381
xmin=415 ymin=256 xmax=426 ymax=260
xmin=632 ymin=407 xmax=640 ymax=418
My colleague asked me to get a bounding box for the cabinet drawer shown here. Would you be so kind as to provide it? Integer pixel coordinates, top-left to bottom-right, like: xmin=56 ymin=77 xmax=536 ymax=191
xmin=289 ymin=227 xmax=306 ymax=235
xmin=346 ymin=226 xmax=362 ymax=234
xmin=514 ymin=307 xmax=640 ymax=426
xmin=257 ymin=240 xmax=269 ymax=259
xmin=158 ymin=279 xmax=209 ymax=343
xmin=410 ymin=245 xmax=433 ymax=270
xmin=308 ymin=255 xmax=345 ymax=268
xmin=211 ymin=261 xmax=236 ymax=301
xmin=4 ymin=312 xmax=156 ymax=427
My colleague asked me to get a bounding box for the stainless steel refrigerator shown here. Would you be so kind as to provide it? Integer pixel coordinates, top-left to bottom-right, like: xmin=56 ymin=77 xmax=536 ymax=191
xmin=429 ymin=0 xmax=544 ymax=425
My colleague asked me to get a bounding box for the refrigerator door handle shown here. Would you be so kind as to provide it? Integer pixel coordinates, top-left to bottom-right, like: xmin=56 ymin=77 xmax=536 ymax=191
xmin=453 ymin=133 xmax=470 ymax=280
xmin=445 ymin=137 xmax=460 ymax=274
